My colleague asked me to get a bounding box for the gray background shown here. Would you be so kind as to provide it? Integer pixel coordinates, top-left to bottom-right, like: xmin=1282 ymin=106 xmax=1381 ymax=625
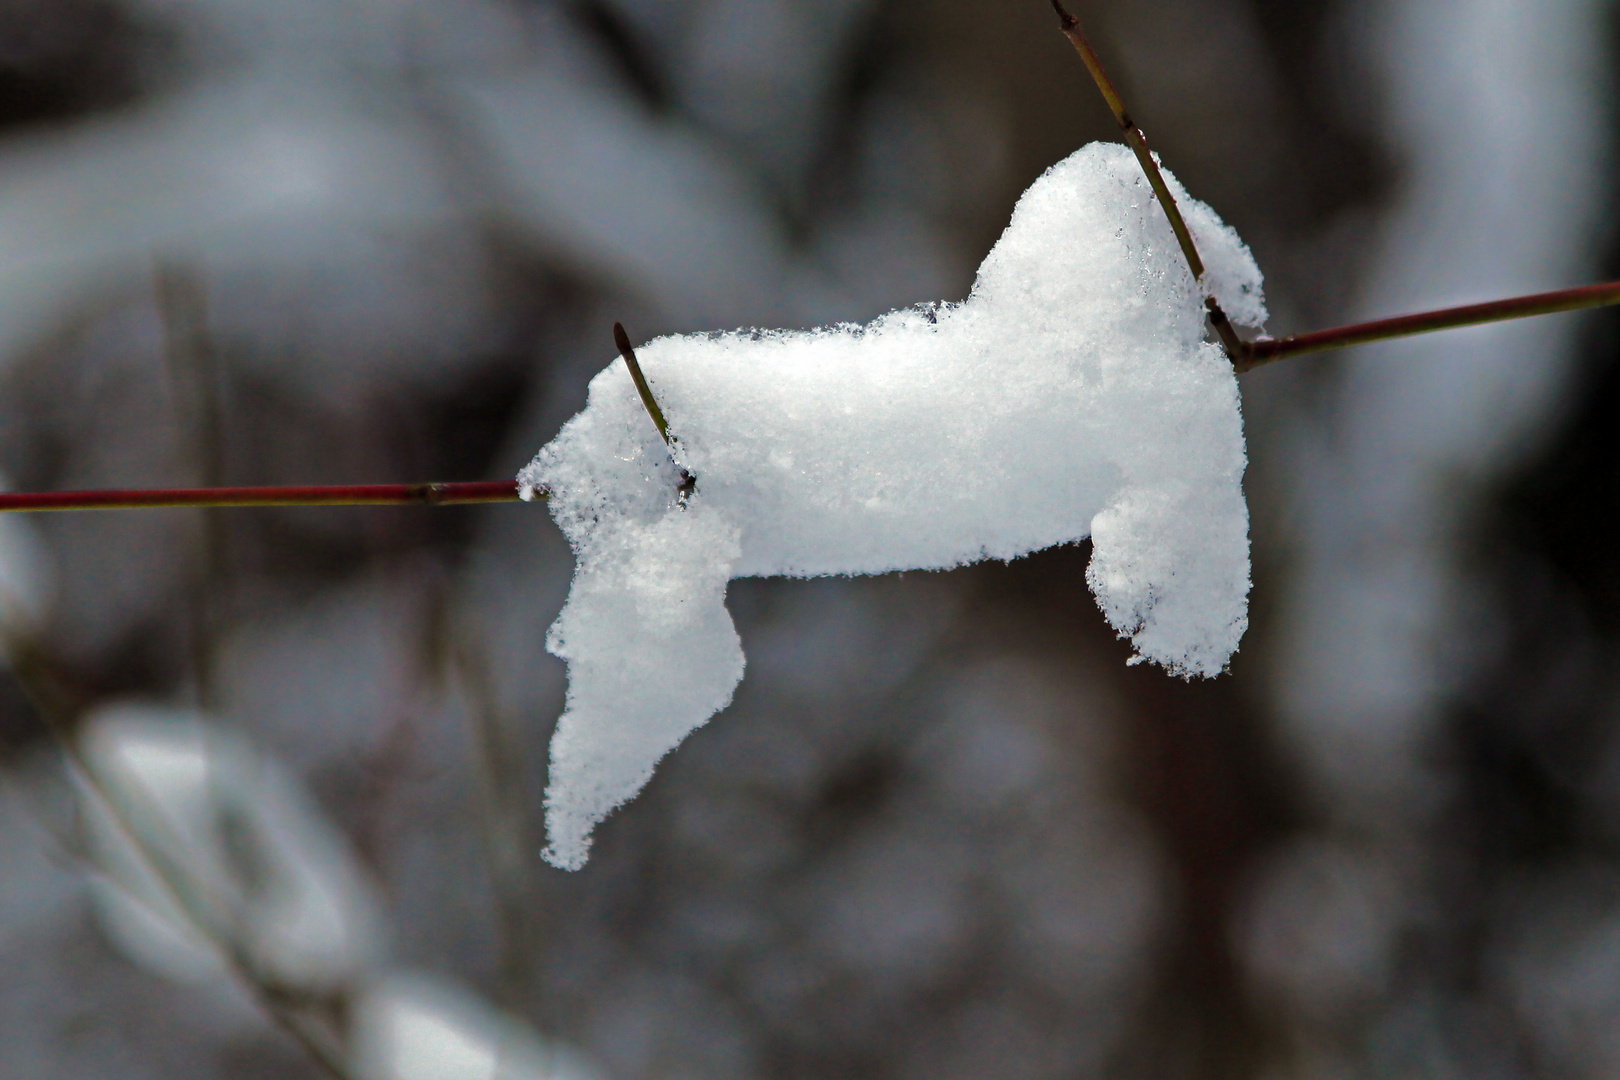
xmin=3 ymin=1 xmax=1619 ymax=1077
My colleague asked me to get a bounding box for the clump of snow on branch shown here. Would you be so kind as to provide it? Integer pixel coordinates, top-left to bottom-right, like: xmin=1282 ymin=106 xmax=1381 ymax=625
xmin=522 ymin=142 xmax=1266 ymax=870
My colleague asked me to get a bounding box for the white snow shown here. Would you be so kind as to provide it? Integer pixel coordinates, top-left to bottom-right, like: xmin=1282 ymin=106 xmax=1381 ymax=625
xmin=350 ymin=972 xmax=602 ymax=1080
xmin=522 ymin=141 xmax=1265 ymax=869
xmin=77 ymin=702 xmax=386 ymax=987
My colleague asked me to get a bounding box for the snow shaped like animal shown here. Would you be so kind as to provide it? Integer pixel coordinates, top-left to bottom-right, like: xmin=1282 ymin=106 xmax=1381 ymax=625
xmin=522 ymin=142 xmax=1266 ymax=869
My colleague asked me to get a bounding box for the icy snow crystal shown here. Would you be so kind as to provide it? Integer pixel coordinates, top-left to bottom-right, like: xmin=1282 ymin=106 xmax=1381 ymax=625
xmin=522 ymin=142 xmax=1265 ymax=869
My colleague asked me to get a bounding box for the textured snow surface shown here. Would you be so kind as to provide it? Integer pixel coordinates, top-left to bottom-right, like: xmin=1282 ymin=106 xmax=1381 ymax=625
xmin=522 ymin=142 xmax=1264 ymax=869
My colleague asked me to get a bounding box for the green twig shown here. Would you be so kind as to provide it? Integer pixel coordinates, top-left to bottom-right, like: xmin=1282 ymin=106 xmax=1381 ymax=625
xmin=614 ymin=322 xmax=697 ymax=499
xmin=614 ymin=322 xmax=673 ymax=446
xmin=450 ymin=617 xmax=544 ymax=1011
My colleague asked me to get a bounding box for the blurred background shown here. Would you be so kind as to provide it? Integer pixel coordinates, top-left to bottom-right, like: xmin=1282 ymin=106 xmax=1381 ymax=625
xmin=1 ymin=0 xmax=1618 ymax=1077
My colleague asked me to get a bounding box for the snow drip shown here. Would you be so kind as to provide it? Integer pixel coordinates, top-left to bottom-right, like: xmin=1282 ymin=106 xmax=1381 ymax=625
xmin=522 ymin=142 xmax=1265 ymax=869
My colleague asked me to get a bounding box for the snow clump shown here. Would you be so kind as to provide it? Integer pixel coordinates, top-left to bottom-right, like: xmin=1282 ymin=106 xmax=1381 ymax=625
xmin=522 ymin=141 xmax=1266 ymax=869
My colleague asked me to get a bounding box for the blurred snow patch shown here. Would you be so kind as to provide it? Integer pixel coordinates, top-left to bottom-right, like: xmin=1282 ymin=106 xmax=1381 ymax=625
xmin=0 ymin=73 xmax=454 ymax=365
xmin=1274 ymin=0 xmax=1613 ymax=817
xmin=77 ymin=702 xmax=385 ymax=988
xmin=451 ymin=66 xmax=793 ymax=327
xmin=351 ymin=972 xmax=603 ymax=1080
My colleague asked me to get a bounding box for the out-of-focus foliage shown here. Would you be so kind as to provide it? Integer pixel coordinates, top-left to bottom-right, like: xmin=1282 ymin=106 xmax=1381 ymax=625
xmin=2 ymin=1 xmax=1618 ymax=1078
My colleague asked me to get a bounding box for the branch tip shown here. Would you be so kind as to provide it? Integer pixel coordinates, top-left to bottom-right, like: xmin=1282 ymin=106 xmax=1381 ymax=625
xmin=614 ymin=321 xmax=674 ymax=446
xmin=611 ymin=320 xmax=634 ymax=364
xmin=613 ymin=321 xmax=698 ymax=498
xmin=1049 ymin=0 xmax=1210 ymax=298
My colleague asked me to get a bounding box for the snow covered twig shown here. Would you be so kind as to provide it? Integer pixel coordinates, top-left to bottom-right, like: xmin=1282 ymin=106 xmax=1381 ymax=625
xmin=2 ymin=274 xmax=1619 ymax=517
xmin=526 ymin=142 xmax=1267 ymax=867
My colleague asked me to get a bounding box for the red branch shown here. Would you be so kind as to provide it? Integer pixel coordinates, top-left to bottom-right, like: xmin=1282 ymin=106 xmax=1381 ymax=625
xmin=1237 ymin=280 xmax=1620 ymax=371
xmin=4 ymin=279 xmax=1620 ymax=514
xmin=0 ymin=481 xmax=529 ymax=513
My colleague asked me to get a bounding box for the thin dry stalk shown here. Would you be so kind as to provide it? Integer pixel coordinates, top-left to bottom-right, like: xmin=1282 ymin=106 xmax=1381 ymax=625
xmin=1045 ymin=3 xmax=1620 ymax=369
xmin=450 ymin=614 xmax=544 ymax=1011
xmin=155 ymin=261 xmax=229 ymax=709
xmin=1048 ymin=0 xmax=1245 ymax=356
xmin=615 ymin=321 xmax=697 ymax=499
xmin=1236 ymin=280 xmax=1620 ymax=371
xmin=615 ymin=321 xmax=675 ymax=446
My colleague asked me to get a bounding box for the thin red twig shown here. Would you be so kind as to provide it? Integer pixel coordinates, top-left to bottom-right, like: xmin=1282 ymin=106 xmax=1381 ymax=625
xmin=1235 ymin=280 xmax=1620 ymax=372
xmin=1040 ymin=3 xmax=1620 ymax=371
xmin=0 ymin=481 xmax=529 ymax=513
xmin=4 ymin=280 xmax=1620 ymax=514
